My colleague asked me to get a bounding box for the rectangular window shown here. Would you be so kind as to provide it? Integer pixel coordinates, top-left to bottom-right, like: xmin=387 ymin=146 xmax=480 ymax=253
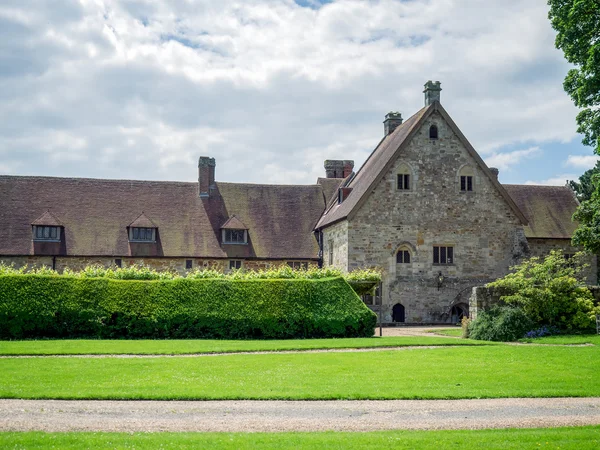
xmin=433 ymin=246 xmax=454 ymax=265
xmin=397 ymin=174 xmax=410 ymax=190
xmin=33 ymin=226 xmax=60 ymax=241
xmin=115 ymin=258 xmax=122 ymax=268
xmin=186 ymin=260 xmax=193 ymax=269
xmin=287 ymin=261 xmax=308 ymax=270
xmin=328 ymin=240 xmax=334 ymax=265
xmin=130 ymin=227 xmax=155 ymax=242
xmin=229 ymin=260 xmax=242 ymax=270
xmin=224 ymin=229 xmax=246 ymax=244
xmin=460 ymin=176 xmax=473 ymax=192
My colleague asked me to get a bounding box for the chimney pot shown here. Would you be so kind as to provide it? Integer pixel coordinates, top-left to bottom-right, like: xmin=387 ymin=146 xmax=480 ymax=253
xmin=423 ymin=80 xmax=442 ymax=106
xmin=383 ymin=111 xmax=403 ymax=136
xmin=198 ymin=156 xmax=216 ymax=198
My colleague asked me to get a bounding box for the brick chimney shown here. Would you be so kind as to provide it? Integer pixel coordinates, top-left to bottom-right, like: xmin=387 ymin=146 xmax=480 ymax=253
xmin=198 ymin=156 xmax=216 ymax=198
xmin=343 ymin=160 xmax=354 ymax=178
xmin=424 ymin=80 xmax=442 ymax=106
xmin=383 ymin=112 xmax=403 ymax=136
xmin=324 ymin=160 xmax=354 ymax=178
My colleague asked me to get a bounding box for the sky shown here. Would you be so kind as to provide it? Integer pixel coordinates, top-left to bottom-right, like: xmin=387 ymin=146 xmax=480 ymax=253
xmin=0 ymin=0 xmax=598 ymax=186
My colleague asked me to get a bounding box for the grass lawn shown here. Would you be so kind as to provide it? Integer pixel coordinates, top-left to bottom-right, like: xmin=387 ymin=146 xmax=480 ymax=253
xmin=1 ymin=345 xmax=598 ymax=400
xmin=428 ymin=328 xmax=462 ymax=337
xmin=1 ymin=427 xmax=599 ymax=449
xmin=0 ymin=336 xmax=493 ymax=355
xmin=520 ymin=334 xmax=600 ymax=345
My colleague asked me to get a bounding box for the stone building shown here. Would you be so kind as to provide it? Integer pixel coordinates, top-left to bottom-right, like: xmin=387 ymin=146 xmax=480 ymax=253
xmin=0 ymin=81 xmax=592 ymax=323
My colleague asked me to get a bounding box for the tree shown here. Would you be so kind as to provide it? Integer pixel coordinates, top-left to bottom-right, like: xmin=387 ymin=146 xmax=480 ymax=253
xmin=548 ymin=0 xmax=600 ymax=154
xmin=572 ymin=177 xmax=600 ymax=253
xmin=568 ymin=160 xmax=600 ymax=202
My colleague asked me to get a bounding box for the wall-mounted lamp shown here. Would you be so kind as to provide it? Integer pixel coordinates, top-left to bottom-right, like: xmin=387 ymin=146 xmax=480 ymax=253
xmin=437 ymin=271 xmax=444 ymax=290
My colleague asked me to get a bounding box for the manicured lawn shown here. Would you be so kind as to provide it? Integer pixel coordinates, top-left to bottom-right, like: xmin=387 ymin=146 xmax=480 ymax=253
xmin=0 ymin=336 xmax=493 ymax=355
xmin=1 ymin=345 xmax=598 ymax=400
xmin=520 ymin=334 xmax=600 ymax=345
xmin=428 ymin=328 xmax=462 ymax=337
xmin=1 ymin=427 xmax=599 ymax=449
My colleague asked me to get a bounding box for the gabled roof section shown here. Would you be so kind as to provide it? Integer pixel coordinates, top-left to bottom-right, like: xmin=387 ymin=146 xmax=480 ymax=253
xmin=316 ymin=102 xmax=528 ymax=229
xmin=316 ymin=177 xmax=344 ymax=204
xmin=31 ymin=210 xmax=63 ymax=227
xmin=503 ymin=184 xmax=578 ymax=239
xmin=221 ymin=215 xmax=249 ymax=230
xmin=129 ymin=212 xmax=157 ymax=228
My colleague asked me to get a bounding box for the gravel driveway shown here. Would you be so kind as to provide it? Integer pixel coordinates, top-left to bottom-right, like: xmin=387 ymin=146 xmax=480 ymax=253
xmin=1 ymin=398 xmax=599 ymax=432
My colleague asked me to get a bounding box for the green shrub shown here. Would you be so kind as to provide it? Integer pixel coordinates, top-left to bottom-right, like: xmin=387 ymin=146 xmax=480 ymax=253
xmin=468 ymin=306 xmax=535 ymax=342
xmin=487 ymin=251 xmax=599 ymax=331
xmin=0 ymin=274 xmax=376 ymax=340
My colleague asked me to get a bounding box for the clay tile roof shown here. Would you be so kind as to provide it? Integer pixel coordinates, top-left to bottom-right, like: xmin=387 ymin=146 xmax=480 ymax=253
xmin=503 ymin=184 xmax=578 ymax=239
xmin=129 ymin=212 xmax=157 ymax=228
xmin=0 ymin=175 xmax=328 ymax=259
xmin=31 ymin=210 xmax=63 ymax=226
xmin=221 ymin=215 xmax=248 ymax=230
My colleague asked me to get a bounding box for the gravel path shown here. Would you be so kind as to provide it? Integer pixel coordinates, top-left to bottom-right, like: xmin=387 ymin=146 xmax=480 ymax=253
xmin=1 ymin=398 xmax=599 ymax=432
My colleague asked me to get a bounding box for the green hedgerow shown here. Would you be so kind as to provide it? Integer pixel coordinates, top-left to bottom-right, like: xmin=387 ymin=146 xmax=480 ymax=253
xmin=0 ymin=273 xmax=376 ymax=340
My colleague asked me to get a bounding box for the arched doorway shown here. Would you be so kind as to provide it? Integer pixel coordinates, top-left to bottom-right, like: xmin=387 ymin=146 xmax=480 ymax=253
xmin=392 ymin=303 xmax=405 ymax=323
xmin=450 ymin=303 xmax=469 ymax=324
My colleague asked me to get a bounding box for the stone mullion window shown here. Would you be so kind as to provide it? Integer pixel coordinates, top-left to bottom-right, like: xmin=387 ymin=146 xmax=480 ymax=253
xmin=433 ymin=245 xmax=454 ymax=265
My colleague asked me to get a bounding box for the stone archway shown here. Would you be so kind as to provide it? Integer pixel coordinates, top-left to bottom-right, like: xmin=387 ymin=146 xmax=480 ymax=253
xmin=450 ymin=303 xmax=469 ymax=324
xmin=392 ymin=303 xmax=405 ymax=323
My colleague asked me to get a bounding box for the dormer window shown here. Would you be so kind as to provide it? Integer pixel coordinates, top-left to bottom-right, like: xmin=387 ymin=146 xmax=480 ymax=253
xmin=429 ymin=125 xmax=438 ymax=139
xmin=129 ymin=227 xmax=156 ymax=242
xmin=221 ymin=215 xmax=249 ymax=245
xmin=31 ymin=211 xmax=63 ymax=242
xmin=128 ymin=213 xmax=158 ymax=243
xmin=33 ymin=225 xmax=61 ymax=242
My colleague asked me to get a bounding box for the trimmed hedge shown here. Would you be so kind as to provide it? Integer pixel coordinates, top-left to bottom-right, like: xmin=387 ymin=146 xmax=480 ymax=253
xmin=0 ymin=274 xmax=376 ymax=339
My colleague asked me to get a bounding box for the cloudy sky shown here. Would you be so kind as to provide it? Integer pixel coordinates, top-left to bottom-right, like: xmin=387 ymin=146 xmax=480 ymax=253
xmin=0 ymin=0 xmax=597 ymax=186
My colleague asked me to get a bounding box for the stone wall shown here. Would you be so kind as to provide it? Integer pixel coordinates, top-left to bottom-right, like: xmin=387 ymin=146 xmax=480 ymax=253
xmin=322 ymin=220 xmax=349 ymax=271
xmin=0 ymin=256 xmax=316 ymax=274
xmin=527 ymin=238 xmax=597 ymax=284
xmin=469 ymin=284 xmax=600 ymax=320
xmin=344 ymin=111 xmax=526 ymax=323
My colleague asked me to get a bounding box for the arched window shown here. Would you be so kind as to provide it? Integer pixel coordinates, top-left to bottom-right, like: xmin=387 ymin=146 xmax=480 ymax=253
xmin=396 ymin=163 xmax=413 ymax=191
xmin=396 ymin=247 xmax=411 ymax=264
xmin=429 ymin=125 xmax=438 ymax=139
xmin=458 ymin=165 xmax=474 ymax=192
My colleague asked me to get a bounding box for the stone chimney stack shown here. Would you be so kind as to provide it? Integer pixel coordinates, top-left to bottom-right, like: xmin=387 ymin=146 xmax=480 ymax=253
xmin=198 ymin=156 xmax=216 ymax=198
xmin=489 ymin=167 xmax=499 ymax=180
xmin=324 ymin=160 xmax=354 ymax=178
xmin=424 ymin=80 xmax=442 ymax=106
xmin=383 ymin=112 xmax=403 ymax=136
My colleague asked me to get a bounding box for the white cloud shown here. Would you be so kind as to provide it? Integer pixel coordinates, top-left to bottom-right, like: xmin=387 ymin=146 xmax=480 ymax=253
xmin=0 ymin=0 xmax=586 ymax=184
xmin=484 ymin=147 xmax=541 ymax=171
xmin=565 ymin=154 xmax=599 ymax=169
xmin=524 ymin=174 xmax=577 ymax=186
